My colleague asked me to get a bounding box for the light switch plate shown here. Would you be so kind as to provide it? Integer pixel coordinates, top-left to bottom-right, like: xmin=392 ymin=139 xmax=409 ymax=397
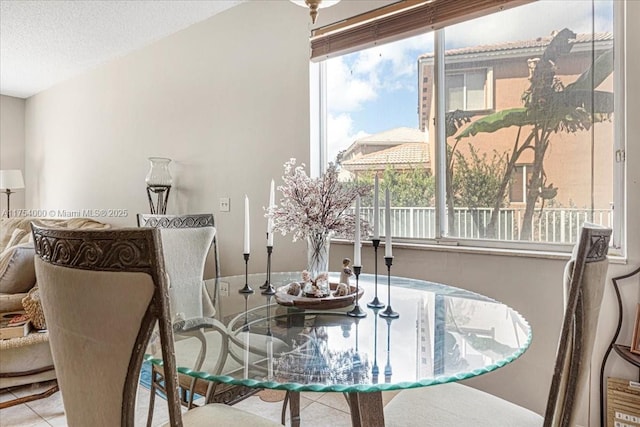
xmin=219 ymin=281 xmax=230 ymax=296
xmin=219 ymin=197 xmax=230 ymax=212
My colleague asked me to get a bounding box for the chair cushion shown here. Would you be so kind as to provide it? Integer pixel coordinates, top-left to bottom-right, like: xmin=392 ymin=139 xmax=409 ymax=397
xmin=162 ymin=403 xmax=281 ymax=426
xmin=384 ymin=383 xmax=543 ymax=427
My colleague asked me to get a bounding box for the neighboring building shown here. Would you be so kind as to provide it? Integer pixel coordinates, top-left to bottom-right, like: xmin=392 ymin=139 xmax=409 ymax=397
xmin=339 ymin=127 xmax=428 ymax=179
xmin=418 ymin=33 xmax=614 ymax=210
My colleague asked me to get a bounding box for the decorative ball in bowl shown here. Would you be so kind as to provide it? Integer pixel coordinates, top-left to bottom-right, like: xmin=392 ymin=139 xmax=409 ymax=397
xmin=274 ymin=282 xmax=364 ymax=309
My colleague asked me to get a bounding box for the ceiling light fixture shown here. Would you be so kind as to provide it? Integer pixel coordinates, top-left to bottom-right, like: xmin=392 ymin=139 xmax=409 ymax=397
xmin=290 ymin=0 xmax=341 ymax=24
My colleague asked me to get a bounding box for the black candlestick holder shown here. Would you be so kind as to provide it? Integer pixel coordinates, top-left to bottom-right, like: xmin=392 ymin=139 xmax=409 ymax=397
xmin=261 ymin=246 xmax=275 ymax=295
xmin=379 ymin=257 xmax=399 ymax=318
xmin=238 ymin=253 xmax=254 ymax=294
xmin=346 ymin=266 xmax=367 ymax=318
xmin=260 ymin=233 xmax=270 ymax=289
xmin=367 ymin=239 xmax=385 ymax=309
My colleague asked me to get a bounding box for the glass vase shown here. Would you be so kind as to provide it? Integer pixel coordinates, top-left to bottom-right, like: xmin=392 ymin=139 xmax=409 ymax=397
xmin=145 ymin=157 xmax=173 ymax=187
xmin=306 ymin=231 xmax=331 ymax=294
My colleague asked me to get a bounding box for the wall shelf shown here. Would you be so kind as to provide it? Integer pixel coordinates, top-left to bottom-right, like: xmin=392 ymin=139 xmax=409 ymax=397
xmin=613 ymin=344 xmax=640 ymax=368
xmin=600 ymin=266 xmax=640 ymax=427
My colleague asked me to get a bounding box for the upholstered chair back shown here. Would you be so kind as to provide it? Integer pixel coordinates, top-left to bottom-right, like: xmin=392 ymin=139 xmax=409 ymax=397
xmin=137 ymin=214 xmax=217 ymax=320
xmin=31 ymin=225 xmax=182 ymax=427
xmin=545 ymin=223 xmax=611 ymax=426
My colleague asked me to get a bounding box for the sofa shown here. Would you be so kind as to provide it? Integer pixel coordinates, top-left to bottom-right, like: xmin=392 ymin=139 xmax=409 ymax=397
xmin=0 ymin=217 xmax=109 ymax=408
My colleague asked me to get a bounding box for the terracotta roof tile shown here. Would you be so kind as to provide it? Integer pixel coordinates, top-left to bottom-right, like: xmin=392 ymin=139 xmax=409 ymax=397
xmin=355 ymin=127 xmax=427 ymax=144
xmin=342 ymin=143 xmax=429 ymax=168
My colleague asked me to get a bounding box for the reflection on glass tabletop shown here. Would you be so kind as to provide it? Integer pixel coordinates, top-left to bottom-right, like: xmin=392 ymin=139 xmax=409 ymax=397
xmin=147 ymin=272 xmax=531 ymax=394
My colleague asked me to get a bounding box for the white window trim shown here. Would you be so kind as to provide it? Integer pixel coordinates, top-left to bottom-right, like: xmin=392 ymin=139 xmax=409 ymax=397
xmin=445 ymin=67 xmax=494 ymax=112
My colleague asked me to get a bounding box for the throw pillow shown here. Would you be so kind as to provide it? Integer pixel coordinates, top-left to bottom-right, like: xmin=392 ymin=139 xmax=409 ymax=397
xmin=0 ymin=243 xmax=37 ymax=294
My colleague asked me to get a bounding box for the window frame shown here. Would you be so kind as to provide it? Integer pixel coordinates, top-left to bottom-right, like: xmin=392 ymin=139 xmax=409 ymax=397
xmin=509 ymin=164 xmax=532 ymax=204
xmin=445 ymin=67 xmax=494 ymax=113
xmin=312 ymin=1 xmax=626 ymax=257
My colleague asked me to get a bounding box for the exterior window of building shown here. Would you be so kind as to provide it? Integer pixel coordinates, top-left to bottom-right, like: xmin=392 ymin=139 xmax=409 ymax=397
xmin=317 ymin=0 xmax=623 ymax=252
xmin=510 ymin=165 xmax=532 ymax=203
xmin=445 ymin=69 xmax=491 ymax=112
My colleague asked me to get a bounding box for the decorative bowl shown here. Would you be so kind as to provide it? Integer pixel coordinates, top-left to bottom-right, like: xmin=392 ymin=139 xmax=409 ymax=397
xmin=274 ymin=282 xmax=364 ymax=309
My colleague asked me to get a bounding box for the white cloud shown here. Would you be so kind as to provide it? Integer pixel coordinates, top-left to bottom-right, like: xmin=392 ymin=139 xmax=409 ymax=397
xmin=327 ymin=32 xmax=435 ymax=116
xmin=326 ymin=56 xmax=377 ymax=113
xmin=327 ymin=113 xmax=369 ymax=163
xmin=325 ymin=32 xmax=434 ymax=155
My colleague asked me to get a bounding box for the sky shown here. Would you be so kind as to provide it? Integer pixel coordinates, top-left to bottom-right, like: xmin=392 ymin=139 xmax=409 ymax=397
xmin=325 ymin=0 xmax=615 ymax=163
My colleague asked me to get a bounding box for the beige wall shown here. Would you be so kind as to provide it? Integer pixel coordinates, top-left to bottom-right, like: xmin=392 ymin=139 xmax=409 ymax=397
xmin=20 ymin=0 xmax=639 ymax=425
xmin=23 ymin=0 xmax=389 ymax=278
xmin=0 ymin=95 xmax=26 ymax=213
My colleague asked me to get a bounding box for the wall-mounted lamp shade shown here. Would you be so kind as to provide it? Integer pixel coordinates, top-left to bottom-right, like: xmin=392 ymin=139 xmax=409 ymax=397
xmin=0 ymin=170 xmax=25 ymax=190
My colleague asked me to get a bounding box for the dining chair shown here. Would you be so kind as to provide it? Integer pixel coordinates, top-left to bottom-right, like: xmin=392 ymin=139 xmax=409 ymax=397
xmin=384 ymin=223 xmax=612 ymax=427
xmin=31 ymin=224 xmax=280 ymax=427
xmin=137 ymin=213 xmax=219 ymax=319
xmin=137 ymin=213 xmax=274 ymax=423
xmin=137 ymin=214 xmax=226 ymax=416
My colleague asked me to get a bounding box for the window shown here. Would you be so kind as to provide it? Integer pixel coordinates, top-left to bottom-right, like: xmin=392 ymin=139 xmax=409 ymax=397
xmin=509 ymin=165 xmax=532 ymax=203
xmin=314 ymin=0 xmax=623 ymax=252
xmin=445 ymin=69 xmax=492 ymax=112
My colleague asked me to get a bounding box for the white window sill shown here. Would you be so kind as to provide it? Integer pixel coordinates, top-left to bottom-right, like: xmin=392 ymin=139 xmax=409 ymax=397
xmin=333 ymin=238 xmax=627 ymax=264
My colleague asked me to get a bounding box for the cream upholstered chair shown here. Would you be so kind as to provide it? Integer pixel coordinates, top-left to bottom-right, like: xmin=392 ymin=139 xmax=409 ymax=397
xmin=137 ymin=213 xmax=273 ymax=422
xmin=31 ymin=224 xmax=280 ymax=427
xmin=137 ymin=214 xmax=218 ymax=320
xmin=384 ymin=223 xmax=612 ymax=427
xmin=136 ymin=214 xmax=222 ymax=415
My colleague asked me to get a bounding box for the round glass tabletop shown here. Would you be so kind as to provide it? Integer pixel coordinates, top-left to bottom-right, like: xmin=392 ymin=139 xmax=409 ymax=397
xmin=159 ymin=272 xmax=531 ymax=394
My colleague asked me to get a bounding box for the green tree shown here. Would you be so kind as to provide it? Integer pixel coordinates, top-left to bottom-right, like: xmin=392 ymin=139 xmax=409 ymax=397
xmin=382 ymin=166 xmax=435 ymax=207
xmin=453 ymin=144 xmax=508 ymax=236
xmin=348 ymin=166 xmax=434 ymax=207
xmin=454 ymin=28 xmax=613 ymax=240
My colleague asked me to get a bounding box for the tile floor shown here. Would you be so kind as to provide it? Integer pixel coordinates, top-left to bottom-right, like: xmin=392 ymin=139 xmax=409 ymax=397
xmin=0 ymin=381 xmax=399 ymax=426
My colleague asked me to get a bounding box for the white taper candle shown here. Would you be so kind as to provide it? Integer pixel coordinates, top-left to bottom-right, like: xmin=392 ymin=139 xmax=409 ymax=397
xmin=267 ymin=180 xmax=275 ymax=246
xmin=244 ymin=195 xmax=250 ymax=254
xmin=385 ymin=188 xmax=392 ymax=257
xmin=373 ymin=175 xmax=380 ymax=240
xmin=354 ymin=195 xmax=361 ymax=266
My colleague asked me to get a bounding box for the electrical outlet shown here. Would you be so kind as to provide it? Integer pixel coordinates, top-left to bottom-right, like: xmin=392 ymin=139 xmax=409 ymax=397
xmin=219 ymin=281 xmax=230 ymax=296
xmin=219 ymin=197 xmax=230 ymax=212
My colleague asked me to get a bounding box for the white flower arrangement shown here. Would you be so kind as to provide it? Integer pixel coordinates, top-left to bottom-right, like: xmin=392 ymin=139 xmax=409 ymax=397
xmin=269 ymin=158 xmax=371 ymax=242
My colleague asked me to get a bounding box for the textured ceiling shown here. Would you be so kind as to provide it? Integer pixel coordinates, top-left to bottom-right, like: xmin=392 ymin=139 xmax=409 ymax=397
xmin=0 ymin=0 xmax=245 ymax=98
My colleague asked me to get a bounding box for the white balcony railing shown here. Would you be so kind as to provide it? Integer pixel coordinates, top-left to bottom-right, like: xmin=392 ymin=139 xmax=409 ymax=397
xmin=359 ymin=207 xmax=613 ymax=244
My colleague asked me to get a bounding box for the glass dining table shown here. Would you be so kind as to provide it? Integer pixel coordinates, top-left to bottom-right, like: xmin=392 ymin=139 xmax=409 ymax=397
xmin=148 ymin=272 xmax=532 ymax=427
